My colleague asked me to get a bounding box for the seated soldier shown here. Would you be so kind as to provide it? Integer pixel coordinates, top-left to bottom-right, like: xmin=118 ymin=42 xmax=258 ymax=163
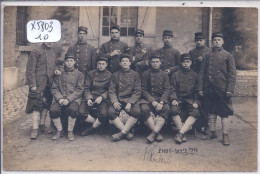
xmin=79 ymin=56 xmax=112 ymax=136
xmin=108 ymin=54 xmax=141 ymax=142
xmin=170 ymin=54 xmax=200 ymax=144
xmin=140 ymin=52 xmax=170 ymax=143
xmin=49 ymin=54 xmax=84 ymax=141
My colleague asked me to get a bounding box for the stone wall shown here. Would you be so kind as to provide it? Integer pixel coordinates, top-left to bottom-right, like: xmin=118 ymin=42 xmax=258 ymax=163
xmin=234 ymin=70 xmax=257 ymax=96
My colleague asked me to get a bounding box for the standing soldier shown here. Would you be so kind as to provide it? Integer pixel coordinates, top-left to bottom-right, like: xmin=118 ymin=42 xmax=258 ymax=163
xmin=26 ymin=42 xmax=62 ymax=140
xmin=140 ymin=52 xmax=170 ymax=143
xmin=49 ymin=54 xmax=84 ymax=141
xmin=156 ymin=30 xmax=181 ymax=75
xmin=79 ymin=56 xmax=112 ymax=136
xmin=108 ymin=54 xmax=141 ymax=142
xmin=197 ymin=32 xmax=236 ymax=146
xmin=128 ymin=29 xmax=150 ymax=74
xmin=189 ymin=32 xmax=210 ymax=135
xmin=67 ymin=26 xmax=97 ymax=76
xmin=99 ymin=25 xmax=129 ymax=73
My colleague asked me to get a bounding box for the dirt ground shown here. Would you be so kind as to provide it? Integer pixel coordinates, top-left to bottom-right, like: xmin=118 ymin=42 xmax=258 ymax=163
xmin=2 ymin=87 xmax=258 ymax=172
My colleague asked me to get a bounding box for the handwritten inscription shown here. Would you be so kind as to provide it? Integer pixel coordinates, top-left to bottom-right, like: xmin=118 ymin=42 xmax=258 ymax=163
xmin=27 ymin=19 xmax=61 ymax=43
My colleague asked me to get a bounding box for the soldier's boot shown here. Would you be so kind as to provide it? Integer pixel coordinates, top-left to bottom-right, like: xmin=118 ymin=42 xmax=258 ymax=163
xmin=146 ymin=131 xmax=156 ymax=143
xmin=174 ymin=132 xmax=183 ymax=144
xmin=52 ymin=117 xmax=63 ymax=140
xmin=206 ymin=131 xmax=218 ymax=139
xmin=39 ymin=109 xmax=48 ymax=133
xmin=68 ymin=131 xmax=75 ymax=141
xmin=182 ymin=134 xmax=187 ymax=142
xmin=155 ymin=133 xmax=163 ymax=142
xmin=121 ymin=116 xmax=138 ymax=141
xmin=30 ymin=111 xmax=40 ymax=140
xmin=153 ymin=116 xmax=166 ymax=142
xmin=67 ymin=116 xmax=76 ymax=141
xmin=222 ymin=133 xmax=230 ymax=146
xmin=207 ymin=114 xmax=217 ymax=140
xmin=126 ymin=128 xmax=135 ymax=140
xmin=145 ymin=116 xmax=156 ymax=143
xmin=110 ymin=117 xmax=125 ymax=142
xmin=112 ymin=132 xmax=124 ymax=142
xmin=81 ymin=127 xmax=94 ymax=136
xmin=179 ymin=116 xmax=197 ymax=143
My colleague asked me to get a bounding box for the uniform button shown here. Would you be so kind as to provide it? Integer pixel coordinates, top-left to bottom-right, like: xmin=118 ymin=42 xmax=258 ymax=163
xmin=209 ymin=76 xmax=212 ymax=78
xmin=77 ymin=50 xmax=79 ymax=52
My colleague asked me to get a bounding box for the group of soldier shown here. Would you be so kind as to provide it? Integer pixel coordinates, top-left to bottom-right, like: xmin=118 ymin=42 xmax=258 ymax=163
xmin=25 ymin=25 xmax=236 ymax=146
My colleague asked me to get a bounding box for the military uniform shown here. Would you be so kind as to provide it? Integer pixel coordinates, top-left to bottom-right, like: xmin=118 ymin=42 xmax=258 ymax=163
xmin=197 ymin=46 xmax=236 ymax=118
xmin=79 ymin=69 xmax=112 ymax=123
xmin=26 ymin=43 xmax=61 ymax=114
xmin=140 ymin=69 xmax=170 ymax=120
xmin=67 ymin=41 xmax=97 ymax=76
xmin=108 ymin=68 xmax=141 ymax=119
xmin=189 ymin=46 xmax=210 ymax=74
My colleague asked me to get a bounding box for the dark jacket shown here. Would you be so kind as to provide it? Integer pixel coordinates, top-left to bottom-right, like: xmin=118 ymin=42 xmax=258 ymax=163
xmin=84 ymin=69 xmax=112 ymax=101
xmin=156 ymin=45 xmax=181 ymax=73
xmin=170 ymin=68 xmax=199 ymax=104
xmin=141 ymin=69 xmax=170 ymax=104
xmin=128 ymin=43 xmax=150 ymax=74
xmin=197 ymin=47 xmax=237 ymax=93
xmin=67 ymin=41 xmax=97 ymax=75
xmin=189 ymin=46 xmax=210 ymax=74
xmin=51 ymin=67 xmax=84 ymax=105
xmin=99 ymin=39 xmax=128 ymax=73
xmin=26 ymin=44 xmax=60 ymax=92
xmin=109 ymin=69 xmax=141 ymax=104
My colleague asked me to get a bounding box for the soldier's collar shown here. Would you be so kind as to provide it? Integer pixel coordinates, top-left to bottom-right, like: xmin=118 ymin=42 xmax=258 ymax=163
xmin=196 ymin=45 xmax=205 ymax=50
xmin=135 ymin=42 xmax=144 ymax=47
xmin=163 ymin=44 xmax=172 ymax=49
xmin=110 ymin=38 xmax=120 ymax=43
xmin=78 ymin=40 xmax=87 ymax=45
xmin=150 ymin=68 xmax=160 ymax=73
xmin=212 ymin=46 xmax=223 ymax=51
xmin=64 ymin=66 xmax=75 ymax=72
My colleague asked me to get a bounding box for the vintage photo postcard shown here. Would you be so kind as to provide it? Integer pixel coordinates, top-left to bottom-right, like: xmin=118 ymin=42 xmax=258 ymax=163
xmin=1 ymin=1 xmax=258 ymax=172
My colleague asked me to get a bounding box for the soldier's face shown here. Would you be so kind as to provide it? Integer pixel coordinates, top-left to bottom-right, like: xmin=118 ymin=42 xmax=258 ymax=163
xmin=135 ymin=34 xmax=144 ymax=44
xmin=44 ymin=42 xmax=53 ymax=48
xmin=212 ymin=37 xmax=224 ymax=48
xmin=78 ymin=31 xmax=87 ymax=42
xmin=181 ymin=60 xmax=192 ymax=69
xmin=97 ymin=60 xmax=108 ymax=71
xmin=65 ymin=58 xmax=76 ymax=69
xmin=195 ymin=39 xmax=206 ymax=47
xmin=151 ymin=58 xmax=162 ymax=69
xmin=120 ymin=58 xmax=131 ymax=69
xmin=163 ymin=36 xmax=173 ymax=45
xmin=111 ymin=29 xmax=120 ymax=40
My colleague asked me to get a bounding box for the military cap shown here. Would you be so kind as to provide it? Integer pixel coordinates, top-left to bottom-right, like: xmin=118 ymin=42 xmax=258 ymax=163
xmin=110 ymin=25 xmax=120 ymax=31
xmin=162 ymin=30 xmax=173 ymax=37
xmin=149 ymin=51 xmax=161 ymax=61
xmin=212 ymin=32 xmax=224 ymax=39
xmin=135 ymin=29 xmax=144 ymax=36
xmin=119 ymin=54 xmax=131 ymax=62
xmin=97 ymin=56 xmax=108 ymax=62
xmin=194 ymin=32 xmax=206 ymax=40
xmin=64 ymin=54 xmax=76 ymax=60
xmin=78 ymin=26 xmax=88 ymax=34
xmin=181 ymin=53 xmax=191 ymax=62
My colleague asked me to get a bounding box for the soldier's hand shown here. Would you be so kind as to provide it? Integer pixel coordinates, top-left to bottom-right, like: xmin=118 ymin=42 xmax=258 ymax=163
xmin=87 ymin=99 xmax=93 ymax=106
xmin=164 ymin=69 xmax=170 ymax=74
xmin=125 ymin=103 xmax=132 ymax=112
xmin=152 ymin=101 xmax=159 ymax=108
xmin=63 ymin=99 xmax=70 ymax=106
xmin=110 ymin=50 xmax=121 ymax=56
xmin=113 ymin=102 xmax=121 ymax=110
xmin=31 ymin=87 xmax=37 ymax=92
xmin=59 ymin=99 xmax=65 ymax=106
xmin=95 ymin=97 xmax=103 ymax=104
xmin=226 ymin=92 xmax=233 ymax=98
xmin=197 ymin=56 xmax=203 ymax=62
xmin=199 ymin=91 xmax=203 ymax=97
xmin=172 ymin=100 xmax=178 ymax=106
xmin=193 ymin=103 xmax=198 ymax=108
xmin=142 ymin=48 xmax=147 ymax=54
xmin=156 ymin=103 xmax=163 ymax=111
xmin=55 ymin=69 xmax=62 ymax=75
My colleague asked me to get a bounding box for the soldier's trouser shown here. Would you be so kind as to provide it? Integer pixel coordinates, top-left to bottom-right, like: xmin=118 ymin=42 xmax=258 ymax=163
xmin=79 ymin=100 xmax=108 ymax=123
xmin=33 ymin=85 xmax=53 ymax=112
xmin=170 ymin=101 xmax=200 ymax=119
xmin=141 ymin=103 xmax=170 ymax=120
xmin=108 ymin=102 xmax=141 ymax=120
xmin=49 ymin=101 xmax=79 ymax=119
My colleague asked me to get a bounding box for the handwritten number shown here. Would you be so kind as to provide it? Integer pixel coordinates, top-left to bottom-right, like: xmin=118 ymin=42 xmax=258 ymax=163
xmin=35 ymin=34 xmax=42 ymax=40
xmin=48 ymin=21 xmax=54 ymax=32
xmin=31 ymin=21 xmax=36 ymax=31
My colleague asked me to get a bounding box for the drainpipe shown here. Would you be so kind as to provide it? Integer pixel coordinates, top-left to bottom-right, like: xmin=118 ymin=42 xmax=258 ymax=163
xmin=208 ymin=7 xmax=213 ymax=47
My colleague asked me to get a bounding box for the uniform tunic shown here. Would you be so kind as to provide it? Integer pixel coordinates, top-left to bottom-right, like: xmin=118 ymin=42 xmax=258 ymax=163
xmin=156 ymin=45 xmax=181 ymax=73
xmin=49 ymin=67 xmax=84 ymax=119
xmin=79 ymin=69 xmax=112 ymax=122
xmin=128 ymin=43 xmax=150 ymax=74
xmin=140 ymin=69 xmax=170 ymax=119
xmin=25 ymin=44 xmax=60 ymax=114
xmin=99 ymin=39 xmax=128 ymax=73
xmin=108 ymin=69 xmax=141 ymax=119
xmin=170 ymin=68 xmax=200 ymax=118
xmin=189 ymin=46 xmax=210 ymax=74
xmin=197 ymin=47 xmax=236 ymax=117
xmin=67 ymin=41 xmax=97 ymax=75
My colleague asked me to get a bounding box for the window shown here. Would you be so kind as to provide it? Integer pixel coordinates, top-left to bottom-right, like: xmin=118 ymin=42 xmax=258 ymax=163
xmin=102 ymin=7 xmax=138 ymax=37
xmin=16 ymin=7 xmax=29 ymax=46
